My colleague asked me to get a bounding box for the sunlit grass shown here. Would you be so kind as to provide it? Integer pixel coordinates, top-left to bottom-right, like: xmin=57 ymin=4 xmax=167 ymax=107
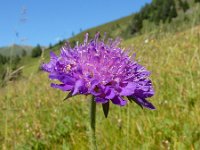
xmin=1 ymin=25 xmax=200 ymax=149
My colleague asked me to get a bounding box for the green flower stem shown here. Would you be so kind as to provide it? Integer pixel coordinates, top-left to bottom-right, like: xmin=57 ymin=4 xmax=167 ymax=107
xmin=90 ymin=96 xmax=97 ymax=150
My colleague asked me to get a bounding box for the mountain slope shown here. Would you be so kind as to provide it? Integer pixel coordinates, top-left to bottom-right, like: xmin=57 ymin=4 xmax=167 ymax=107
xmin=0 ymin=44 xmax=33 ymax=57
xmin=1 ymin=1 xmax=200 ymax=149
xmin=1 ymin=24 xmax=200 ymax=149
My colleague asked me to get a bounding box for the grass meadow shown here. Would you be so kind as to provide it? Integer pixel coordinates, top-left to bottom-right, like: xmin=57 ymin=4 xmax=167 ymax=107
xmin=0 ymin=25 xmax=200 ymax=149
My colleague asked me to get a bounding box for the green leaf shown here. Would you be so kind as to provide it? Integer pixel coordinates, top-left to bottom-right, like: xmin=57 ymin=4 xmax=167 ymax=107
xmin=102 ymin=102 xmax=109 ymax=118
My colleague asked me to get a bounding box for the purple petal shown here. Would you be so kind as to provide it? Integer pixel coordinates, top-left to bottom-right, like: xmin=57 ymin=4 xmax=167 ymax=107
xmin=90 ymin=79 xmax=99 ymax=89
xmin=95 ymin=97 xmax=109 ymax=104
xmin=130 ymin=96 xmax=156 ymax=110
xmin=90 ymin=82 xmax=104 ymax=97
xmin=84 ymin=33 xmax=89 ymax=44
xmin=120 ymin=82 xmax=136 ymax=96
xmin=41 ymin=58 xmax=57 ymax=72
xmin=134 ymin=80 xmax=154 ymax=98
xmin=50 ymin=51 xmax=57 ymax=59
xmin=72 ymin=79 xmax=84 ymax=95
xmin=78 ymin=85 xmax=88 ymax=94
xmin=49 ymin=74 xmax=75 ymax=85
xmin=111 ymin=96 xmax=127 ymax=106
xmin=105 ymin=87 xmax=115 ymax=99
xmin=143 ymin=89 xmax=154 ymax=98
xmin=51 ymin=83 xmax=73 ymax=91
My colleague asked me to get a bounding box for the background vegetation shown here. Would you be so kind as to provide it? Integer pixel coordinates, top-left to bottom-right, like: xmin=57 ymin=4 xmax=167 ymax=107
xmin=0 ymin=0 xmax=200 ymax=149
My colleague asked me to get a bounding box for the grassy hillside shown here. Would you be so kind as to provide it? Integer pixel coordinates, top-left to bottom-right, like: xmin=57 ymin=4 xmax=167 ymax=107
xmin=71 ymin=15 xmax=132 ymax=40
xmin=1 ymin=23 xmax=200 ymax=149
xmin=1 ymin=1 xmax=200 ymax=149
xmin=0 ymin=44 xmax=33 ymax=57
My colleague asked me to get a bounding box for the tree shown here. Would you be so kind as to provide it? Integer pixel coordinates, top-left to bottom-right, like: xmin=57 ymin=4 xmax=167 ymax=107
xmin=129 ymin=0 xmax=178 ymax=35
xmin=178 ymin=0 xmax=189 ymax=12
xmin=140 ymin=4 xmax=151 ymax=20
xmin=165 ymin=0 xmax=177 ymax=22
xmin=31 ymin=44 xmax=42 ymax=58
xmin=130 ymin=13 xmax=143 ymax=34
xmin=58 ymin=40 xmax=63 ymax=45
xmin=195 ymin=0 xmax=200 ymax=3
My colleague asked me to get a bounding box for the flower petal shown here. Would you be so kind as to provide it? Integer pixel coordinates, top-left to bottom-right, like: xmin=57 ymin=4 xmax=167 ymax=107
xmin=128 ymin=96 xmax=156 ymax=110
xmin=49 ymin=74 xmax=75 ymax=85
xmin=95 ymin=97 xmax=109 ymax=104
xmin=105 ymin=87 xmax=115 ymax=99
xmin=51 ymin=83 xmax=73 ymax=91
xmin=50 ymin=51 xmax=57 ymax=59
xmin=111 ymin=96 xmax=127 ymax=106
xmin=90 ymin=82 xmax=104 ymax=97
xmin=72 ymin=79 xmax=84 ymax=95
xmin=120 ymin=82 xmax=136 ymax=96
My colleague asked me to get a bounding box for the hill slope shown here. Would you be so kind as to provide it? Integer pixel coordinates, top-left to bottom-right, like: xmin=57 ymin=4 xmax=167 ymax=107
xmin=1 ymin=24 xmax=200 ymax=149
xmin=0 ymin=44 xmax=33 ymax=57
xmin=17 ymin=1 xmax=200 ymax=76
xmin=1 ymin=1 xmax=200 ymax=149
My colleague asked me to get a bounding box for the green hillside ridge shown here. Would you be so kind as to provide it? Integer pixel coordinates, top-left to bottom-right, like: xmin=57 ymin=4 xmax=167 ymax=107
xmin=0 ymin=44 xmax=33 ymax=57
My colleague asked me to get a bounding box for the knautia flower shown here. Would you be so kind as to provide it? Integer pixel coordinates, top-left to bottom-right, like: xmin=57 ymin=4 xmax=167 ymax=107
xmin=42 ymin=33 xmax=155 ymax=116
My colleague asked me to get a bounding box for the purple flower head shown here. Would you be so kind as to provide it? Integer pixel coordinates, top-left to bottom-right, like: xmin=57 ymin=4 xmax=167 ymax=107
xmin=42 ymin=33 xmax=155 ymax=114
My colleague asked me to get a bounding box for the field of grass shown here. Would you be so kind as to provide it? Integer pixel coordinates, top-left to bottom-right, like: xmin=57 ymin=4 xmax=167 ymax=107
xmin=1 ymin=23 xmax=200 ymax=149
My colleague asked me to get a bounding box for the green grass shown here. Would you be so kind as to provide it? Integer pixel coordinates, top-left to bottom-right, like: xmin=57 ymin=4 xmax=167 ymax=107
xmin=69 ymin=15 xmax=132 ymax=41
xmin=1 ymin=24 xmax=200 ymax=149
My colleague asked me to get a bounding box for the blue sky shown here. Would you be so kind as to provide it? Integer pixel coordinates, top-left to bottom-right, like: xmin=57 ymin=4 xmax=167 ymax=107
xmin=0 ymin=0 xmax=151 ymax=47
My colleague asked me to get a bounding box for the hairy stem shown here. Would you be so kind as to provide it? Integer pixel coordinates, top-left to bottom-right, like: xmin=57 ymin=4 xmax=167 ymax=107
xmin=90 ymin=96 xmax=97 ymax=150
